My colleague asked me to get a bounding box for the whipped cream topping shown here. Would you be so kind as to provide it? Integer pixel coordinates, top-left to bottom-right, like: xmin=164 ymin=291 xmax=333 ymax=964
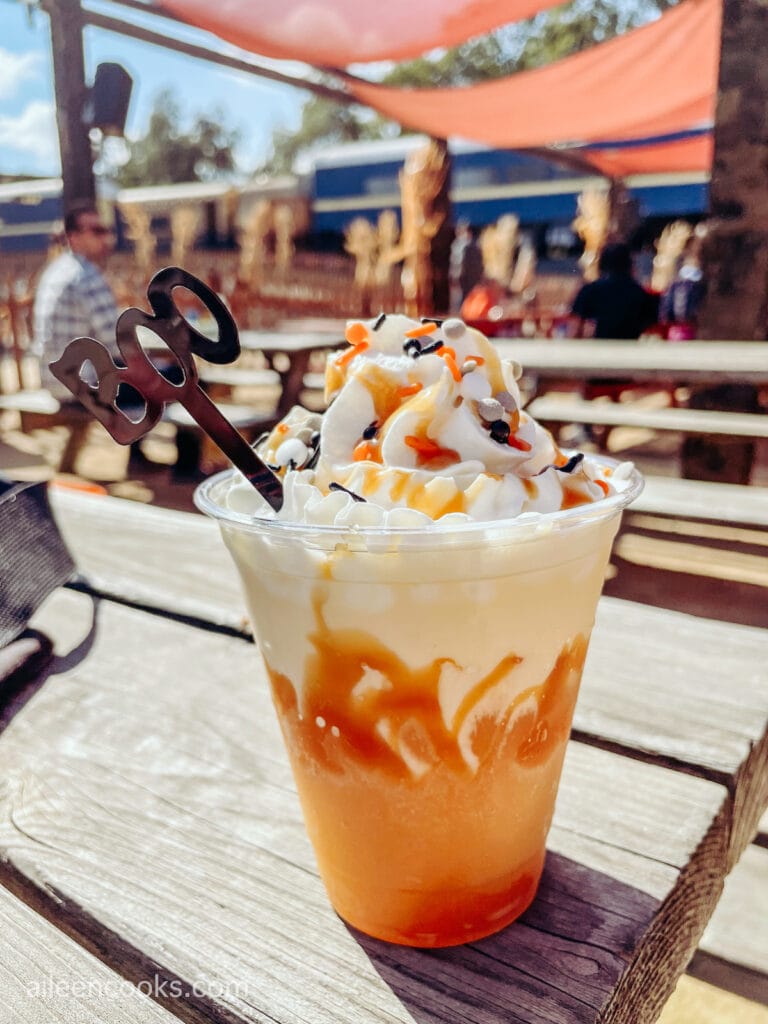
xmin=242 ymin=314 xmax=635 ymax=527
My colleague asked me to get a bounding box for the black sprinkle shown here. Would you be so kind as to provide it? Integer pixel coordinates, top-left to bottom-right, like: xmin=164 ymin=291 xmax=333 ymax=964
xmin=533 ymin=452 xmax=586 ymax=477
xmin=362 ymin=421 xmax=378 ymax=440
xmin=419 ymin=340 xmax=444 ymax=355
xmin=420 ymin=317 xmax=444 ymax=326
xmin=267 ymin=464 xmax=281 ymax=472
xmin=403 ymin=339 xmax=422 ymax=357
xmin=557 ymin=453 xmax=585 ymax=474
xmin=489 ymin=419 xmax=510 ymax=443
xmin=305 ymin=446 xmax=321 ymax=471
xmin=373 ymin=313 xmax=387 ymax=331
xmin=329 ymin=482 xmax=367 ymax=503
xmin=310 ymin=431 xmax=321 ymax=447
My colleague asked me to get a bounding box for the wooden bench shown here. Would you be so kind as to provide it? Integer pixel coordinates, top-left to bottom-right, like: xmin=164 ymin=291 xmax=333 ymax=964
xmin=527 ymin=395 xmax=768 ymax=440
xmin=0 ymin=388 xmax=274 ymax=476
xmin=162 ymin=401 xmax=276 ymax=476
xmin=0 ymin=388 xmax=94 ymax=474
xmin=635 ymin=476 xmax=768 ymax=527
xmin=689 ymin=813 xmax=768 ymax=1005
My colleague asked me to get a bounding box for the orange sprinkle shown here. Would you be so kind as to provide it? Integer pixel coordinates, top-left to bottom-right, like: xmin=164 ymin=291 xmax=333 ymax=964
xmin=353 ymin=440 xmax=380 ymax=462
xmin=345 ymin=321 xmax=369 ymax=345
xmin=404 ymin=322 xmax=438 ymax=338
xmin=336 ymin=340 xmax=369 ymax=369
xmin=437 ymin=346 xmax=462 ymax=382
xmin=404 ymin=435 xmax=459 ymax=464
xmin=467 ymin=354 xmax=486 ymax=365
xmin=594 ymin=478 xmax=610 ymax=495
xmin=276 ymin=423 xmax=289 ymax=435
xmin=507 ymin=434 xmax=532 ymax=452
xmin=398 ymin=382 xmax=423 ymax=398
xmin=553 ymin=449 xmax=569 ymax=468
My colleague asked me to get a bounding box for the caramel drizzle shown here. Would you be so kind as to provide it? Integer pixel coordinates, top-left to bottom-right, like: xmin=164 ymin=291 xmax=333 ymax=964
xmin=265 ymin=588 xmax=588 ymax=780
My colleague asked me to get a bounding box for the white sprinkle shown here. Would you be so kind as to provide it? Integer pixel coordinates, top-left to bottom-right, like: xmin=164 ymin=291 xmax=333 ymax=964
xmin=315 ymin=715 xmax=326 ymax=728
xmin=461 ymin=359 xmax=478 ymax=375
xmin=477 ymin=397 xmax=505 ymax=422
xmin=275 ymin=437 xmax=310 ymax=468
xmin=495 ymin=390 xmax=518 ymax=412
xmin=442 ymin=318 xmax=467 ymax=341
xmin=331 ymin=725 xmax=340 ymax=738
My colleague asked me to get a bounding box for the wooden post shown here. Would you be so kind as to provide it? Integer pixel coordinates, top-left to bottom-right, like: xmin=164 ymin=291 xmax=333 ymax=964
xmin=682 ymin=0 xmax=766 ymax=484
xmin=698 ymin=0 xmax=768 ymax=341
xmin=429 ymin=137 xmax=452 ymax=316
xmin=42 ymin=0 xmax=96 ymax=208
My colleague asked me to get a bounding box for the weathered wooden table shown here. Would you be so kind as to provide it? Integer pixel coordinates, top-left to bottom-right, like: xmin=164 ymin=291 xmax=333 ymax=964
xmin=492 ymin=339 xmax=768 ymax=388
xmin=238 ymin=329 xmax=344 ymax=417
xmin=1 ymin=489 xmax=767 ymax=1024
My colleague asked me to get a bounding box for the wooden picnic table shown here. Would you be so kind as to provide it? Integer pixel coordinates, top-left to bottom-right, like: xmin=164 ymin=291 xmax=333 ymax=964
xmin=1 ymin=488 xmax=767 ymax=1024
xmin=492 ymin=338 xmax=768 ymax=387
xmin=238 ymin=329 xmax=344 ymax=417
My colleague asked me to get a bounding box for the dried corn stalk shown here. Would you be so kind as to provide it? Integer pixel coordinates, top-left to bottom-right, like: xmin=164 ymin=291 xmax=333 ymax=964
xmin=238 ymin=198 xmax=272 ymax=287
xmin=273 ymin=203 xmax=296 ymax=278
xmin=481 ymin=214 xmax=520 ymax=285
xmin=119 ymin=203 xmax=157 ymax=280
xmin=395 ymin=139 xmax=449 ymax=316
xmin=374 ymin=210 xmax=400 ymax=288
xmin=344 ymin=217 xmax=378 ymax=290
xmin=510 ymin=240 xmax=537 ymax=295
xmin=573 ymin=188 xmax=610 ymax=282
xmin=170 ymin=204 xmax=200 ymax=268
xmin=652 ymin=220 xmax=693 ymax=293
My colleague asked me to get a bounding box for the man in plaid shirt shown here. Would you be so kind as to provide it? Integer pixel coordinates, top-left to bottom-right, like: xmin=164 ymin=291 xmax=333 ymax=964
xmin=34 ymin=202 xmax=120 ymax=401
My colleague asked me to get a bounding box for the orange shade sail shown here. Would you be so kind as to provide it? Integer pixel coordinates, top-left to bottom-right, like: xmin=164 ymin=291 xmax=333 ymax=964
xmin=585 ymin=134 xmax=714 ymax=177
xmin=343 ymin=0 xmax=719 ymax=164
xmin=157 ymin=0 xmax=565 ymax=66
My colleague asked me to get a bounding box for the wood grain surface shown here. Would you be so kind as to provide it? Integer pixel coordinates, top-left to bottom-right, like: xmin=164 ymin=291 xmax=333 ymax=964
xmin=0 ymin=589 xmax=733 ymax=1024
xmin=50 ymin=488 xmax=768 ymax=857
xmin=0 ymin=885 xmax=176 ymax=1023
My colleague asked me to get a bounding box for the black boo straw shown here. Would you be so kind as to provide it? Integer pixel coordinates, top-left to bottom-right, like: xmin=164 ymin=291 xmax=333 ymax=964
xmin=49 ymin=266 xmax=284 ymax=511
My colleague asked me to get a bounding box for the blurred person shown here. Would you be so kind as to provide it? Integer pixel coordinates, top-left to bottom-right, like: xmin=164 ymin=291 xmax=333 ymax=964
xmin=33 ymin=202 xmax=153 ymax=472
xmin=34 ymin=201 xmax=119 ymax=400
xmin=449 ymin=221 xmax=484 ymax=312
xmin=570 ymin=242 xmax=658 ymax=339
xmin=659 ymin=236 xmax=707 ymax=341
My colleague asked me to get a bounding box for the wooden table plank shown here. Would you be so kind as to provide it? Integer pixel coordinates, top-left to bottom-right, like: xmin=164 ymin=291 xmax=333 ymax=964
xmin=633 ymin=477 xmax=768 ymax=527
xmin=493 ymin=340 xmax=768 ymax=386
xmin=527 ymin=396 xmax=768 ymax=438
xmin=691 ymin=844 xmax=768 ymax=1005
xmin=50 ymin=487 xmax=247 ymax=632
xmin=0 ymin=589 xmax=730 ymax=1024
xmin=49 ymin=488 xmax=768 ymax=864
xmin=0 ymin=886 xmax=176 ymax=1023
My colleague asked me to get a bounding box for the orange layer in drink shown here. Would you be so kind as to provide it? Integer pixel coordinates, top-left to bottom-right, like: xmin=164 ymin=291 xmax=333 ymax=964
xmin=266 ymin=596 xmax=587 ymax=947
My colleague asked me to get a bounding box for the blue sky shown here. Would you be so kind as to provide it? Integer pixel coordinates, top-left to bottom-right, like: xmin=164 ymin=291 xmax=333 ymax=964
xmin=0 ymin=0 xmax=308 ymax=179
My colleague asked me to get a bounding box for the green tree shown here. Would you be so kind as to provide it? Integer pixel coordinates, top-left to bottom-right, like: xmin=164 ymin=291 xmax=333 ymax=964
xmin=118 ymin=89 xmax=240 ymax=186
xmin=258 ymin=0 xmax=680 ymax=174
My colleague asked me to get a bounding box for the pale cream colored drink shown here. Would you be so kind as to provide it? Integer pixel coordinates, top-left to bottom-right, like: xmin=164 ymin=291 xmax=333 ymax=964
xmin=196 ymin=314 xmax=642 ymax=947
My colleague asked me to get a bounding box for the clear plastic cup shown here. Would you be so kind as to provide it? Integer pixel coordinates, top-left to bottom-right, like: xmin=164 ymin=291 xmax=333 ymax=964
xmin=195 ymin=462 xmax=643 ymax=947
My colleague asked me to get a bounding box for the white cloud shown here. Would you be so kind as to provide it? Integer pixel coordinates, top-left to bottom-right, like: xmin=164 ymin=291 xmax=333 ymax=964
xmin=0 ymin=49 xmax=42 ymax=101
xmin=0 ymin=100 xmax=58 ymax=164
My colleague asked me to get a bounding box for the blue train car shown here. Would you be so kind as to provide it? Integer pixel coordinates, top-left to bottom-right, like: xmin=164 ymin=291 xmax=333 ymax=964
xmin=0 ymin=138 xmax=710 ymax=259
xmin=308 ymin=136 xmax=709 ymax=246
xmin=0 ymin=178 xmax=64 ymax=254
